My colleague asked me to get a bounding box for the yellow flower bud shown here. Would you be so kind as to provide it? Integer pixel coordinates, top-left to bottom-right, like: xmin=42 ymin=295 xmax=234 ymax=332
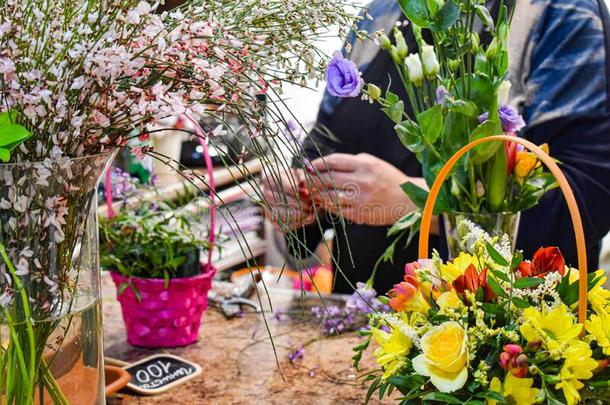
xmin=514 ymin=152 xmax=537 ymax=178
xmin=367 ymin=83 xmax=382 ymax=101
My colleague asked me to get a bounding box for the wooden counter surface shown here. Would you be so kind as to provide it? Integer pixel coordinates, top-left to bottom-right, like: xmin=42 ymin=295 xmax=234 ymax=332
xmin=102 ymin=273 xmax=386 ymax=404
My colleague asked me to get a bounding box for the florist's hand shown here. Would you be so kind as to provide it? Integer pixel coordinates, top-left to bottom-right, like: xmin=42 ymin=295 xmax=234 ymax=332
xmin=306 ymin=153 xmax=419 ymax=226
xmin=261 ymin=166 xmax=315 ymax=231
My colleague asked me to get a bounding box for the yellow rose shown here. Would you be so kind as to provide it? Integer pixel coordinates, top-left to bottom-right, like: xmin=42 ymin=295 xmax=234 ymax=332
xmin=412 ymin=321 xmax=468 ymax=393
xmin=436 ymin=291 xmax=463 ymax=310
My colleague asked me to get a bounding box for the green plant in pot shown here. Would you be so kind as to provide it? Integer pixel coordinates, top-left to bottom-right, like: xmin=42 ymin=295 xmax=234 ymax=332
xmin=100 ymin=199 xmax=216 ymax=348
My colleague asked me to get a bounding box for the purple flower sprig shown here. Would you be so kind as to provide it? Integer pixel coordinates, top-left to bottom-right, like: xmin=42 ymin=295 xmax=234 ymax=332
xmin=479 ymin=105 xmax=526 ymax=134
xmin=311 ymin=282 xmax=386 ymax=336
xmin=288 ymin=346 xmax=304 ymax=364
xmin=325 ymin=51 xmax=363 ymax=98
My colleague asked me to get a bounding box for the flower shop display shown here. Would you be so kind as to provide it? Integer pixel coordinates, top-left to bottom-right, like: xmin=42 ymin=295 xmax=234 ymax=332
xmin=0 ymin=0 xmax=360 ymax=402
xmin=326 ymin=0 xmax=557 ymax=257
xmin=352 ymin=136 xmax=609 ymax=404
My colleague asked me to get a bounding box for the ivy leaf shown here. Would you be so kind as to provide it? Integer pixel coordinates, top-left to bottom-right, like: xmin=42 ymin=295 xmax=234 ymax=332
xmin=397 ymin=0 xmax=431 ymax=27
xmin=417 ymin=104 xmax=444 ymax=144
xmin=514 ymin=277 xmax=545 ymax=289
xmin=429 ymin=0 xmax=460 ymax=32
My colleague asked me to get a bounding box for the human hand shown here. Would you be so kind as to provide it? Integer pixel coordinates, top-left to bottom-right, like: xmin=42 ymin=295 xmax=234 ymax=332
xmin=260 ymin=166 xmax=315 ymax=231
xmin=306 ymin=153 xmax=420 ymax=226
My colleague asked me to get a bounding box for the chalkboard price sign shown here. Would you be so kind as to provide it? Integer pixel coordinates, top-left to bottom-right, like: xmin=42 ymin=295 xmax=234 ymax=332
xmin=123 ymin=354 xmax=202 ymax=395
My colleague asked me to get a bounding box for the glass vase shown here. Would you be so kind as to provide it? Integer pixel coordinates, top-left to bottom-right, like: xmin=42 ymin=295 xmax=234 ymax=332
xmin=443 ymin=211 xmax=521 ymax=259
xmin=0 ymin=151 xmax=115 ymax=405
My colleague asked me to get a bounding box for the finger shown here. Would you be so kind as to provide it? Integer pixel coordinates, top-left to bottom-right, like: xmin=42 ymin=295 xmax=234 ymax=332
xmin=311 ymin=188 xmax=353 ymax=209
xmin=308 ymin=153 xmax=359 ymax=173
xmin=305 ymin=170 xmax=352 ymax=193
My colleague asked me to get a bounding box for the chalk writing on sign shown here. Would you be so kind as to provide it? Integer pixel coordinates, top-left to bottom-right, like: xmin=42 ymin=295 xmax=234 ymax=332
xmin=123 ymin=354 xmax=202 ymax=395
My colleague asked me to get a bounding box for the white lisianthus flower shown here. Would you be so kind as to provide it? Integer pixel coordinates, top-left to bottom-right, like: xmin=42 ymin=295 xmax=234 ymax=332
xmin=497 ymin=80 xmax=512 ymax=106
xmin=421 ymin=45 xmax=440 ymax=80
xmin=404 ymin=54 xmax=424 ymax=87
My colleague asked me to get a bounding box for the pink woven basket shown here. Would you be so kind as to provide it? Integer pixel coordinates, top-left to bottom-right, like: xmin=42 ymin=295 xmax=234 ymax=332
xmin=110 ymin=266 xmax=215 ymax=347
xmin=106 ymin=115 xmax=218 ymax=348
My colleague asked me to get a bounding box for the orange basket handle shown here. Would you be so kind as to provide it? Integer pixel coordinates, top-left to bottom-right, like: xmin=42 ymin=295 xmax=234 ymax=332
xmin=418 ymin=135 xmax=588 ymax=323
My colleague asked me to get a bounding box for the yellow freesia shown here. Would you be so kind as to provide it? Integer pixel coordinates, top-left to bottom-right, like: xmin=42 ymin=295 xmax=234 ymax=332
xmin=371 ymin=326 xmax=412 ymax=380
xmin=568 ymin=268 xmax=610 ymax=314
xmin=487 ymin=373 xmax=539 ymax=405
xmin=436 ymin=290 xmax=463 ymax=310
xmin=586 ymin=312 xmax=610 ymax=355
xmin=555 ymin=341 xmax=598 ymax=405
xmin=520 ymin=305 xmax=582 ymax=357
xmin=412 ymin=321 xmax=468 ymax=393
xmin=439 ymin=252 xmax=477 ymax=283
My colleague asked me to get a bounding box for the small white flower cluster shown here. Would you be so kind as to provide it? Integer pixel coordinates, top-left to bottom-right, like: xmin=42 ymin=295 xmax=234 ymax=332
xmin=511 ymin=271 xmax=563 ymax=306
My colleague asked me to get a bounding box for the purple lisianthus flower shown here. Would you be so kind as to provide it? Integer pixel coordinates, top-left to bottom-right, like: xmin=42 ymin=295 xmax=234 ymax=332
xmin=436 ymin=86 xmax=447 ymax=106
xmin=479 ymin=105 xmax=526 ymax=133
xmin=326 ymin=51 xmax=363 ymax=98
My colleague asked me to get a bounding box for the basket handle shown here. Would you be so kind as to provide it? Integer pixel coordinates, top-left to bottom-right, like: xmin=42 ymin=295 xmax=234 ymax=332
xmin=104 ymin=116 xmax=217 ymax=269
xmin=183 ymin=115 xmax=216 ymax=269
xmin=418 ymin=135 xmax=588 ymax=324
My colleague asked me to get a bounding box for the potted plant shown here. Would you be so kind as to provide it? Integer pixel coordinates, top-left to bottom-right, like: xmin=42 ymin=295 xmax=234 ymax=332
xmin=100 ymin=199 xmax=216 ymax=348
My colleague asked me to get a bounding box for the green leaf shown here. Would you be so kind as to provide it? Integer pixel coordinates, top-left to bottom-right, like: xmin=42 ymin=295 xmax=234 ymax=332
xmin=470 ymin=120 xmax=503 ymax=164
xmin=487 ymin=275 xmax=508 ymax=298
xmin=395 ymin=120 xmax=426 ymax=153
xmin=475 ymin=390 xmax=507 ymax=403
xmin=387 ymin=210 xmax=421 ymax=236
xmin=514 ymin=277 xmax=545 ymax=289
xmin=510 ymin=251 xmax=523 ymax=271
xmin=429 ymin=0 xmax=460 ymax=31
xmin=489 ymin=268 xmax=510 ymax=283
xmin=475 ymin=5 xmax=495 ymax=31
xmin=0 ymin=124 xmax=31 ymax=150
xmin=0 ymin=111 xmax=18 ymax=127
xmin=448 ymin=100 xmax=480 ymax=119
xmin=512 ymin=297 xmax=531 ymax=308
xmin=485 ymin=242 xmax=509 ymax=266
xmin=422 ymin=392 xmax=462 ymax=404
xmin=382 ymin=100 xmax=405 ymax=124
xmin=0 ymin=148 xmax=10 ymax=162
xmin=400 ymin=181 xmax=429 ymax=209
xmin=397 ymin=0 xmax=431 ymax=27
xmin=417 ymin=104 xmax=444 ymax=144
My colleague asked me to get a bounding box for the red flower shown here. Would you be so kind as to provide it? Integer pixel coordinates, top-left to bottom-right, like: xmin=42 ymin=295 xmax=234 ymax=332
xmin=499 ymin=344 xmax=529 ymax=378
xmin=516 ymin=247 xmax=565 ymax=278
xmin=453 ymin=264 xmax=496 ymax=302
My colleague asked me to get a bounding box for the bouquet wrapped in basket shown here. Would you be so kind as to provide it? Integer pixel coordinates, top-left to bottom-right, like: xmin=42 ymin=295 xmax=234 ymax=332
xmin=354 ymin=138 xmax=610 ymax=404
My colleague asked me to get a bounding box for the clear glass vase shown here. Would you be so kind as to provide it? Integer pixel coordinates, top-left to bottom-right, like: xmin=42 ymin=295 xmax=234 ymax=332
xmin=0 ymin=151 xmax=115 ymax=405
xmin=443 ymin=211 xmax=521 ymax=259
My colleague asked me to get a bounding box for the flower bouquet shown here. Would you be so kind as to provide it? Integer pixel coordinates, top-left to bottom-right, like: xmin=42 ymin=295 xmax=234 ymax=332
xmin=326 ymin=0 xmax=557 ymax=255
xmin=353 ymin=137 xmax=610 ymax=404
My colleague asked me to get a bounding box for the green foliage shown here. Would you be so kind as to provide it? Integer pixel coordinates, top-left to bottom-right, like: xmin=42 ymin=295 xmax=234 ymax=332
xmin=0 ymin=110 xmax=31 ymax=162
xmin=99 ymin=201 xmax=211 ymax=280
